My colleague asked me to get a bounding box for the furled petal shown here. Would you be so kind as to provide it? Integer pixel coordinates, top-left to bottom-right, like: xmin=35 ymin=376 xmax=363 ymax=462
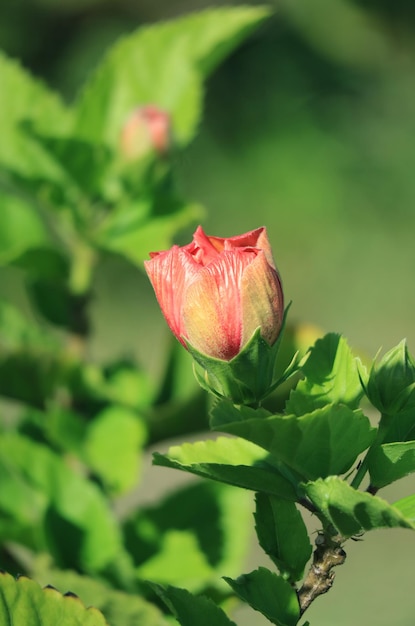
xmin=208 ymin=226 xmax=276 ymax=269
xmin=184 ymin=225 xmax=223 ymax=265
xmin=240 ymin=250 xmax=284 ymax=347
xmin=144 ymin=247 xmax=200 ymax=343
xmin=182 ymin=250 xmax=257 ymax=360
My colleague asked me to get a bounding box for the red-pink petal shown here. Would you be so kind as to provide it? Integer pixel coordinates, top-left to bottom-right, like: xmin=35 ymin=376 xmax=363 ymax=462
xmin=144 ymin=246 xmax=200 ymax=343
xmin=240 ymin=250 xmax=284 ymax=347
xmin=182 ymin=250 xmax=256 ymax=360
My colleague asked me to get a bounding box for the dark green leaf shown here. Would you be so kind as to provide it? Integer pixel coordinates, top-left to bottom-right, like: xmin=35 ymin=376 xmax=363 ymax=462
xmin=0 ymin=570 xmax=108 ymax=626
xmin=216 ymin=404 xmax=375 ymax=480
xmin=152 ymin=584 xmax=237 ymax=626
xmin=286 ymin=334 xmax=363 ymax=415
xmin=153 ymin=437 xmax=296 ymax=500
xmin=255 ymin=494 xmax=312 ymax=582
xmin=305 ymin=476 xmax=415 ymax=536
xmin=369 ymin=440 xmax=415 ymax=488
xmin=224 ymin=567 xmax=300 ymax=626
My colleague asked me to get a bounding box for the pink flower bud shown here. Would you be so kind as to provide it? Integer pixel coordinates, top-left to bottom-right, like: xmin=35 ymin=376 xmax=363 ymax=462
xmin=120 ymin=105 xmax=171 ymax=159
xmin=144 ymin=226 xmax=284 ymax=361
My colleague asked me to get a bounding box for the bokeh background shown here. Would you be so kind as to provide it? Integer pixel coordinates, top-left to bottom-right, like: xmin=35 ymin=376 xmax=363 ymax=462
xmin=1 ymin=1 xmax=415 ymax=624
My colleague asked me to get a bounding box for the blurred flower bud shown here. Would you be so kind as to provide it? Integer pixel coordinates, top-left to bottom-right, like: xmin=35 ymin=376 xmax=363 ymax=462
xmin=120 ymin=105 xmax=171 ymax=160
xmin=145 ymin=226 xmax=285 ymax=404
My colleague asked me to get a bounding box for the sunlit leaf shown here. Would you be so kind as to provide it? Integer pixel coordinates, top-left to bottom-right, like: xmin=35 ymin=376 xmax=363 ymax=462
xmin=0 ymin=195 xmax=48 ymax=265
xmin=368 ymin=440 xmax=415 ymax=488
xmin=0 ymin=571 xmax=107 ymax=626
xmin=215 ymin=404 xmax=374 ymax=480
xmin=34 ymin=567 xmax=169 ymax=626
xmin=96 ymin=202 xmax=203 ymax=265
xmin=286 ymin=334 xmax=363 ymax=415
xmin=393 ymin=494 xmax=415 ymax=523
xmin=83 ymin=406 xmax=147 ymax=494
xmin=153 ymin=437 xmax=296 ymax=499
xmin=0 ymin=51 xmax=71 ymax=179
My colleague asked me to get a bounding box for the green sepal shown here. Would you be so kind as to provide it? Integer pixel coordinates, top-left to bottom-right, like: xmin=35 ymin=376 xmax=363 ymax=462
xmin=186 ymin=306 xmax=292 ymax=406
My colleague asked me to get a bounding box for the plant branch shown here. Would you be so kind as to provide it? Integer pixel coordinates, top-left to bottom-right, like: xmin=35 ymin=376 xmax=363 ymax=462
xmin=297 ymin=533 xmax=346 ymax=615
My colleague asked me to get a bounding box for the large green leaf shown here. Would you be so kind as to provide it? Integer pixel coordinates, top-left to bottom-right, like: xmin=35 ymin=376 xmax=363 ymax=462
xmin=74 ymin=7 xmax=270 ymax=147
xmin=368 ymin=440 xmax=415 ymax=488
xmin=152 ymin=584 xmax=237 ymax=626
xmin=153 ymin=436 xmax=297 ymax=500
xmin=286 ymin=334 xmax=363 ymax=415
xmin=124 ymin=482 xmax=253 ymax=592
xmin=254 ymin=494 xmax=312 ymax=582
xmin=305 ymin=476 xmax=415 ymax=536
xmin=224 ymin=567 xmax=300 ymax=626
xmin=0 ymin=571 xmax=107 ymax=626
xmin=215 ymin=404 xmax=375 ymax=480
xmin=33 ymin=568 xmax=168 ymax=626
xmin=0 ymin=433 xmax=122 ymax=572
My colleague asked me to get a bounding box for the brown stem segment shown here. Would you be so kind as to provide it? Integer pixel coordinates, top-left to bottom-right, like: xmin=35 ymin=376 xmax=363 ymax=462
xmin=297 ymin=533 xmax=346 ymax=615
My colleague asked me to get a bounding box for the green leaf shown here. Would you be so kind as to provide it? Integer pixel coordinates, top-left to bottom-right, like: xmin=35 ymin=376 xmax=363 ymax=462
xmin=286 ymin=334 xmax=363 ymax=415
xmin=0 ymin=195 xmax=48 ymax=264
xmin=368 ymin=440 xmax=415 ymax=488
xmin=0 ymin=299 xmax=58 ymax=350
xmin=216 ymin=404 xmax=375 ymax=480
xmin=0 ymin=570 xmax=108 ymax=626
xmin=0 ymin=433 xmax=122 ymax=572
xmin=74 ymin=7 xmax=270 ymax=147
xmin=0 ymin=300 xmax=62 ymax=408
xmin=124 ymin=482 xmax=253 ymax=592
xmin=153 ymin=436 xmax=297 ymax=500
xmin=305 ymin=476 xmax=415 ymax=536
xmin=96 ymin=202 xmax=202 ymax=266
xmin=255 ymin=494 xmax=312 ymax=582
xmin=152 ymin=584 xmax=237 ymax=626
xmin=393 ymin=494 xmax=415 ymax=523
xmin=34 ymin=568 xmax=168 ymax=626
xmin=83 ymin=406 xmax=147 ymax=494
xmin=0 ymin=50 xmax=71 ymax=179
xmin=224 ymin=567 xmax=300 ymax=626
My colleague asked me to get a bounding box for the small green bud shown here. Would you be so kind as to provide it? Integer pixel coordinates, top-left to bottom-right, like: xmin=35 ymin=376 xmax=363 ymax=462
xmin=365 ymin=340 xmax=415 ymax=419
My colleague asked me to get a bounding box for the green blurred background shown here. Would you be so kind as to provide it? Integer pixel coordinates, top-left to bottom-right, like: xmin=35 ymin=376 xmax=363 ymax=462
xmin=1 ymin=0 xmax=415 ymax=624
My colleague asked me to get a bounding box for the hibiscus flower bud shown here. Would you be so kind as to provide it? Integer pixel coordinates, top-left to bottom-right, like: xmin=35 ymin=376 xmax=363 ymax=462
xmin=145 ymin=226 xmax=286 ymax=404
xmin=120 ymin=105 xmax=171 ymax=160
